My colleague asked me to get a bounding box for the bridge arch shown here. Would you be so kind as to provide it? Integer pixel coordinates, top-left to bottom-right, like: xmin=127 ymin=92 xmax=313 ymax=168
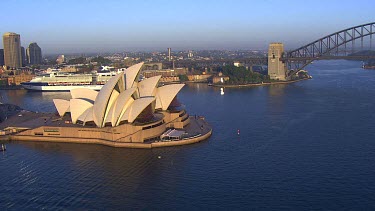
xmin=285 ymin=22 xmax=375 ymax=73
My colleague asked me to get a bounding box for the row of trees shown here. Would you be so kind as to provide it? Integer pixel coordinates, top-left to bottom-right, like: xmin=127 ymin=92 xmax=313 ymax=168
xmin=67 ymin=56 xmax=112 ymax=66
xmin=218 ymin=65 xmax=270 ymax=84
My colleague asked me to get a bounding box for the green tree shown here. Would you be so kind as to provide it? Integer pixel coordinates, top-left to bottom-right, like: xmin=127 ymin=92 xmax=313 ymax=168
xmin=91 ymin=56 xmax=111 ymax=66
xmin=218 ymin=65 xmax=269 ymax=85
xmin=68 ymin=57 xmax=87 ymax=64
xmin=178 ymin=74 xmax=189 ymax=82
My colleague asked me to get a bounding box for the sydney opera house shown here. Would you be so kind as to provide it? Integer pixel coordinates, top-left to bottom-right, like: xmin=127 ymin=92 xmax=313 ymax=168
xmin=0 ymin=63 xmax=212 ymax=148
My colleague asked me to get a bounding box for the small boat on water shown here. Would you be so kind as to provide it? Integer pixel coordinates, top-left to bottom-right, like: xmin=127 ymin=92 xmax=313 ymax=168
xmin=0 ymin=144 xmax=6 ymax=152
xmin=220 ymin=87 xmax=224 ymax=95
xmin=362 ymin=60 xmax=375 ymax=69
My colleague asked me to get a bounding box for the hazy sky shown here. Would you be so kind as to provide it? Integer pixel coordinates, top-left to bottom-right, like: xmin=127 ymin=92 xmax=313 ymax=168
xmin=1 ymin=0 xmax=374 ymax=54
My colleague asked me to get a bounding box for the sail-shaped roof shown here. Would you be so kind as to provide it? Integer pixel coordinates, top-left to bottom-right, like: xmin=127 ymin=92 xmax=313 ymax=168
xmin=93 ymin=72 xmax=125 ymax=127
xmin=156 ymin=84 xmax=185 ymax=110
xmin=70 ymin=99 xmax=93 ymax=124
xmin=125 ymin=62 xmax=143 ymax=89
xmin=120 ymin=97 xmax=156 ymax=123
xmin=52 ymin=62 xmax=187 ymax=128
xmin=138 ymin=75 xmax=161 ymax=97
xmin=71 ymin=88 xmax=98 ymax=102
xmin=53 ymin=99 xmax=70 ymax=116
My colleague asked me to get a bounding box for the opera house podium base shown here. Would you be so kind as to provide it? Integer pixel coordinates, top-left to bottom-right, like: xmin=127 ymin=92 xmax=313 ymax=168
xmin=0 ymin=111 xmax=212 ymax=148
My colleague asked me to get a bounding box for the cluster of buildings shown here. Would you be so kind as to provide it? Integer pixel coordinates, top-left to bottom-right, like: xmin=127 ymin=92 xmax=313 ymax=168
xmin=1 ymin=32 xmax=42 ymax=69
xmin=0 ymin=32 xmax=42 ymax=86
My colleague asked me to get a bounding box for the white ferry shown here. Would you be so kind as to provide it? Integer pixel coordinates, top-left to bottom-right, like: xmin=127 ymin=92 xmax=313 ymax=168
xmin=21 ymin=70 xmax=123 ymax=91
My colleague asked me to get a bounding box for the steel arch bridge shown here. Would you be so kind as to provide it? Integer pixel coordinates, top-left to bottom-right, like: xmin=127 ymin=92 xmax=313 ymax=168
xmin=283 ymin=22 xmax=375 ymax=75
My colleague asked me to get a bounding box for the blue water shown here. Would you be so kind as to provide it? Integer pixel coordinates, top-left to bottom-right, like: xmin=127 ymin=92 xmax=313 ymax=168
xmin=1 ymin=60 xmax=375 ymax=209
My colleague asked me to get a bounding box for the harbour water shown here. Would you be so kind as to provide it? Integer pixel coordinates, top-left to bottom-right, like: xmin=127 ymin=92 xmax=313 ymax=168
xmin=1 ymin=60 xmax=375 ymax=209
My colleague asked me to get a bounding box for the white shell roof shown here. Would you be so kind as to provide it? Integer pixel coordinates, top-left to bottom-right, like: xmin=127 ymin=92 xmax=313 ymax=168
xmin=138 ymin=75 xmax=161 ymax=97
xmin=52 ymin=62 xmax=186 ymax=128
xmin=125 ymin=62 xmax=143 ymax=90
xmin=71 ymin=88 xmax=98 ymax=102
xmin=93 ymin=72 xmax=124 ymax=127
xmin=102 ymin=89 xmax=120 ymax=127
xmin=156 ymin=84 xmax=185 ymax=110
xmin=70 ymin=99 xmax=93 ymax=124
xmin=77 ymin=106 xmax=94 ymax=125
xmin=111 ymin=88 xmax=136 ymax=126
xmin=120 ymin=97 xmax=156 ymax=123
xmin=53 ymin=99 xmax=70 ymax=116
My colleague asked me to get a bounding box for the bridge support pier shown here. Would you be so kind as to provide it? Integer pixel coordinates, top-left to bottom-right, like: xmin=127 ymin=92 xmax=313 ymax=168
xmin=268 ymin=42 xmax=287 ymax=81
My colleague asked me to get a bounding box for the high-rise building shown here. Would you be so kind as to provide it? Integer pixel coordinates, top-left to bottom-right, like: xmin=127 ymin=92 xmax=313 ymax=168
xmin=21 ymin=46 xmax=26 ymax=67
xmin=26 ymin=42 xmax=42 ymax=65
xmin=3 ymin=32 xmax=22 ymax=69
xmin=0 ymin=49 xmax=4 ymax=66
xmin=168 ymin=48 xmax=171 ymax=61
xmin=268 ymin=42 xmax=286 ymax=81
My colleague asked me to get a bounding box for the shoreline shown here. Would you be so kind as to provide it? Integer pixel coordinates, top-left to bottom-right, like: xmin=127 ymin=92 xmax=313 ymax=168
xmin=212 ymin=78 xmax=310 ymax=88
xmin=0 ymin=129 xmax=212 ymax=149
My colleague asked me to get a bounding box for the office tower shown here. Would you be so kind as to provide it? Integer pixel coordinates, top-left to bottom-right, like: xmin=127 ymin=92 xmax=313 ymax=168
xmin=168 ymin=48 xmax=171 ymax=61
xmin=0 ymin=49 xmax=4 ymax=66
xmin=3 ymin=32 xmax=22 ymax=69
xmin=21 ymin=46 xmax=26 ymax=66
xmin=268 ymin=42 xmax=286 ymax=81
xmin=26 ymin=42 xmax=42 ymax=65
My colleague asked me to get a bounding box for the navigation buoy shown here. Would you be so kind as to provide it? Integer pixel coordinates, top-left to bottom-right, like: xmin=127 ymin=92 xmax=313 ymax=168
xmin=237 ymin=129 xmax=240 ymax=135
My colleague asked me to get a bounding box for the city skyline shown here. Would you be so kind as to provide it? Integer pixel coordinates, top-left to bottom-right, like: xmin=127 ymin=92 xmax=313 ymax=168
xmin=1 ymin=0 xmax=375 ymax=54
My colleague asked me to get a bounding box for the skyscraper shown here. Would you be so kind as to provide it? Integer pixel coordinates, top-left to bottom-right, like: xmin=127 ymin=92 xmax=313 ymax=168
xmin=3 ymin=32 xmax=22 ymax=69
xmin=0 ymin=49 xmax=4 ymax=66
xmin=26 ymin=42 xmax=42 ymax=65
xmin=21 ymin=46 xmax=26 ymax=67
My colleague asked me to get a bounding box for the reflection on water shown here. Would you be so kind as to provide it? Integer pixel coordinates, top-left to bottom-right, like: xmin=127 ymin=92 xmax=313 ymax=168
xmin=268 ymin=84 xmax=287 ymax=97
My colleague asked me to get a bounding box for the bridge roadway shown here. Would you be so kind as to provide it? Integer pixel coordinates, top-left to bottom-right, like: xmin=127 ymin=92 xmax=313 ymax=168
xmin=281 ymin=55 xmax=375 ymax=61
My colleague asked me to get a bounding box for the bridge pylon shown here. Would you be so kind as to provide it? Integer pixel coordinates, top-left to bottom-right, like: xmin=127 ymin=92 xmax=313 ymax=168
xmin=268 ymin=42 xmax=287 ymax=81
